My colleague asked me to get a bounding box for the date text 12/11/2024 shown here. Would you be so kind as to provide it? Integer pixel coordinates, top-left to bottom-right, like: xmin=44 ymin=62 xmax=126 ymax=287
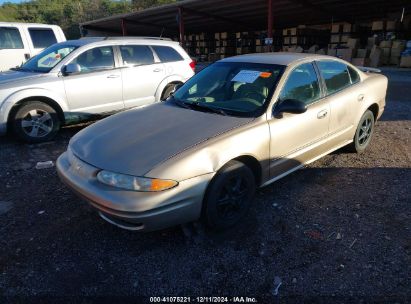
xmin=149 ymin=296 xmax=258 ymax=303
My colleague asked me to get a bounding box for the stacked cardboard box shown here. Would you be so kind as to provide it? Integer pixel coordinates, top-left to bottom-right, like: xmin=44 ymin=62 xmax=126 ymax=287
xmin=369 ymin=46 xmax=382 ymax=67
xmin=400 ymin=56 xmax=411 ymax=68
xmin=379 ymin=40 xmax=392 ymax=64
xmin=371 ymin=21 xmax=384 ymax=31
xmin=390 ymin=40 xmax=406 ymax=65
xmin=336 ymin=48 xmax=355 ymax=62
xmin=352 ymin=48 xmax=370 ymax=66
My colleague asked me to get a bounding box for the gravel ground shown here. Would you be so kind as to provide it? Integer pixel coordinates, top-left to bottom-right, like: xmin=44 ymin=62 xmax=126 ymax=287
xmin=0 ymin=68 xmax=410 ymax=303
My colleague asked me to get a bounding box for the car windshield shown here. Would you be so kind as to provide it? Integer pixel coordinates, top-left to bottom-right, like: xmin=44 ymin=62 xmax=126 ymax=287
xmin=172 ymin=61 xmax=284 ymax=116
xmin=18 ymin=44 xmax=78 ymax=73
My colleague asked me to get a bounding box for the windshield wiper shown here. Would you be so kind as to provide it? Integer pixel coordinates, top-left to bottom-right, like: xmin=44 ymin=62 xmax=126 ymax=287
xmin=10 ymin=67 xmax=36 ymax=72
xmin=171 ymin=97 xmax=191 ymax=109
xmin=171 ymin=97 xmax=227 ymax=116
xmin=190 ymin=102 xmax=228 ymax=116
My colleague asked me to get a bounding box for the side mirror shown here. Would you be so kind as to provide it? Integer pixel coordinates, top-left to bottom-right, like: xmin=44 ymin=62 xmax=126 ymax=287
xmin=63 ymin=63 xmax=81 ymax=76
xmin=275 ymin=99 xmax=307 ymax=115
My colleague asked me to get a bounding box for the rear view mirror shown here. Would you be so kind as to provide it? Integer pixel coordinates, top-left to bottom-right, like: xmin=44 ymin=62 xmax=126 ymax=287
xmin=275 ymin=99 xmax=307 ymax=115
xmin=63 ymin=63 xmax=81 ymax=76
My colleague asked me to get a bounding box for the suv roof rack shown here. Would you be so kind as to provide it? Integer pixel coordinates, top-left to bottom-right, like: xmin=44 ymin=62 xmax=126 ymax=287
xmin=103 ymin=36 xmax=173 ymax=41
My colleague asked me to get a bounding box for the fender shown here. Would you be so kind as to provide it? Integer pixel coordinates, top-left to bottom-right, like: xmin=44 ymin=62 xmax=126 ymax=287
xmin=0 ymin=87 xmax=68 ymax=134
xmin=154 ymin=74 xmax=188 ymax=102
xmin=146 ymin=118 xmax=270 ymax=183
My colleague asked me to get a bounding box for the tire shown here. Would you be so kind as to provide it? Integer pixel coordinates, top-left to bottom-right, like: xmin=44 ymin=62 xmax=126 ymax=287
xmin=202 ymin=160 xmax=256 ymax=231
xmin=161 ymin=83 xmax=179 ymax=101
xmin=11 ymin=101 xmax=61 ymax=143
xmin=347 ymin=110 xmax=375 ymax=153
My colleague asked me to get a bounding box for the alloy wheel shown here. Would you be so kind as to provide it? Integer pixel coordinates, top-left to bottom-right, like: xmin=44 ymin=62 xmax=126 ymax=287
xmin=216 ymin=176 xmax=249 ymax=220
xmin=358 ymin=116 xmax=372 ymax=145
xmin=20 ymin=109 xmax=54 ymax=138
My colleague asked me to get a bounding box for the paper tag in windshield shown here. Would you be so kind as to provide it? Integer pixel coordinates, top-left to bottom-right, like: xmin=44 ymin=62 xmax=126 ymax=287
xmin=231 ymin=70 xmax=261 ymax=83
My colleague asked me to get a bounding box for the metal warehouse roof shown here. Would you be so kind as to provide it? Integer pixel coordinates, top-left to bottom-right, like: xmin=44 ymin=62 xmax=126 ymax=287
xmin=81 ymin=0 xmax=411 ymax=36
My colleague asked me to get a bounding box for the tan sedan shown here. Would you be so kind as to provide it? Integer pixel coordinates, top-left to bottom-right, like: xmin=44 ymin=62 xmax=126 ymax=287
xmin=57 ymin=53 xmax=387 ymax=231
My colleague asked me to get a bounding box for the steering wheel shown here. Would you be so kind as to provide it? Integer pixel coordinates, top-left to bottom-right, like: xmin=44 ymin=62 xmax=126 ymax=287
xmin=243 ymin=90 xmax=266 ymax=103
xmin=235 ymin=97 xmax=263 ymax=107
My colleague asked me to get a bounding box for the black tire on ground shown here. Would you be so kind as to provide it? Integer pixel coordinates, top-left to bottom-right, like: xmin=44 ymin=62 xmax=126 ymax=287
xmin=161 ymin=83 xmax=179 ymax=101
xmin=202 ymin=160 xmax=256 ymax=231
xmin=346 ymin=109 xmax=375 ymax=153
xmin=11 ymin=101 xmax=61 ymax=143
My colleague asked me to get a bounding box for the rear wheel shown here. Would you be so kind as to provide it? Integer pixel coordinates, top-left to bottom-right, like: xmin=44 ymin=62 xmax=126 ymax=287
xmin=161 ymin=83 xmax=180 ymax=101
xmin=11 ymin=101 xmax=60 ymax=143
xmin=202 ymin=160 xmax=256 ymax=230
xmin=347 ymin=110 xmax=375 ymax=153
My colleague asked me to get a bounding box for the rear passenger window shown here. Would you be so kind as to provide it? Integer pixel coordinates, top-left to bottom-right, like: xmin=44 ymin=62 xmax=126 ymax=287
xmin=28 ymin=28 xmax=57 ymax=48
xmin=152 ymin=45 xmax=183 ymax=62
xmin=120 ymin=45 xmax=154 ymax=66
xmin=317 ymin=61 xmax=351 ymax=95
xmin=0 ymin=27 xmax=23 ymax=49
xmin=347 ymin=66 xmax=360 ymax=84
xmin=280 ymin=63 xmax=321 ymax=106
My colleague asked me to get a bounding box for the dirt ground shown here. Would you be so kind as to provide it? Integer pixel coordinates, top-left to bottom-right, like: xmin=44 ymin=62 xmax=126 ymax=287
xmin=0 ymin=68 xmax=410 ymax=303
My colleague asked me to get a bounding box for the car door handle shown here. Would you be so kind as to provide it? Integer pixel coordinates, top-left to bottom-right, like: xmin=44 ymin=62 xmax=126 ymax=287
xmin=107 ymin=75 xmax=120 ymax=78
xmin=317 ymin=109 xmax=328 ymax=119
xmin=153 ymin=68 xmax=163 ymax=72
xmin=358 ymin=94 xmax=365 ymax=101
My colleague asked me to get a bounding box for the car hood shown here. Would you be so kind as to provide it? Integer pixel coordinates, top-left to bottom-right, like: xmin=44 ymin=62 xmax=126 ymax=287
xmin=70 ymin=102 xmax=254 ymax=177
xmin=0 ymin=70 xmax=45 ymax=86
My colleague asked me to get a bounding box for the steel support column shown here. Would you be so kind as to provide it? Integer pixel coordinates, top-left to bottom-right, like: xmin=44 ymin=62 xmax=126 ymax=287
xmin=121 ymin=18 xmax=127 ymax=36
xmin=267 ymin=0 xmax=273 ymax=51
xmin=178 ymin=7 xmax=185 ymax=47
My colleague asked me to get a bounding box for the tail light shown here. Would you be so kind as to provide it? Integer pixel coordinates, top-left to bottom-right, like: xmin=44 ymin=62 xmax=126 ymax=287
xmin=189 ymin=60 xmax=196 ymax=72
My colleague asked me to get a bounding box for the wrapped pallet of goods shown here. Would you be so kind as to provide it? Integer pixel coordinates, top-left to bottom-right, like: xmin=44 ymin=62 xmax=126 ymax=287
xmin=352 ymin=58 xmax=370 ymax=66
xmin=336 ymin=48 xmax=355 ymax=62
xmin=400 ymin=41 xmax=411 ymax=68
xmin=390 ymin=41 xmax=406 ymax=65
xmin=371 ymin=21 xmax=384 ymax=31
xmin=369 ymin=46 xmax=382 ymax=67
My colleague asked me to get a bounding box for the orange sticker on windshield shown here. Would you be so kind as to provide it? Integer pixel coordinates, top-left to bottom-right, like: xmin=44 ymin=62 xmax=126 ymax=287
xmin=260 ymin=72 xmax=272 ymax=78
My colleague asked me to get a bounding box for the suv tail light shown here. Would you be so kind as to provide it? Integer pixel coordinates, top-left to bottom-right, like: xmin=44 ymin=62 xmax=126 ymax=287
xmin=189 ymin=60 xmax=196 ymax=72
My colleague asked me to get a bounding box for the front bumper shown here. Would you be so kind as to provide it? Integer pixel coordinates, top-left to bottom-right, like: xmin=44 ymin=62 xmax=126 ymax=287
xmin=56 ymin=151 xmax=214 ymax=231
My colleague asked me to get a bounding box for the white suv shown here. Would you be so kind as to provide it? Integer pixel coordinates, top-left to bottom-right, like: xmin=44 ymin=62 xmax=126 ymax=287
xmin=0 ymin=22 xmax=66 ymax=72
xmin=0 ymin=37 xmax=195 ymax=142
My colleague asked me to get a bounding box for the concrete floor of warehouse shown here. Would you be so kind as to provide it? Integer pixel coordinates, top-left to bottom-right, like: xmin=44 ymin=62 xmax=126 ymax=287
xmin=0 ymin=67 xmax=410 ymax=302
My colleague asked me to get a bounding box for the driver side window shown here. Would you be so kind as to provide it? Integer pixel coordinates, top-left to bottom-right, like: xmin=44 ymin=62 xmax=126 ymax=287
xmin=280 ymin=63 xmax=321 ymax=106
xmin=71 ymin=46 xmax=115 ymax=73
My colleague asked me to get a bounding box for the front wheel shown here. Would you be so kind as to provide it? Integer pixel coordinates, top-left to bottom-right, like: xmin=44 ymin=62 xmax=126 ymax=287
xmin=11 ymin=101 xmax=61 ymax=143
xmin=202 ymin=160 xmax=256 ymax=231
xmin=347 ymin=110 xmax=375 ymax=153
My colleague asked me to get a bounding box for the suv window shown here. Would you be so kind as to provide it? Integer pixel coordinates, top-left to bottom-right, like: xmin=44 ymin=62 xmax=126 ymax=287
xmin=72 ymin=46 xmax=115 ymax=73
xmin=28 ymin=28 xmax=57 ymax=48
xmin=0 ymin=27 xmax=24 ymax=49
xmin=347 ymin=65 xmax=360 ymax=84
xmin=152 ymin=45 xmax=183 ymax=62
xmin=317 ymin=61 xmax=351 ymax=95
xmin=120 ymin=45 xmax=154 ymax=66
xmin=280 ymin=62 xmax=321 ymax=106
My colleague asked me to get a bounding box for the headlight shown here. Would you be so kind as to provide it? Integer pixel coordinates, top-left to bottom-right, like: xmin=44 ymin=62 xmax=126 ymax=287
xmin=97 ymin=170 xmax=178 ymax=192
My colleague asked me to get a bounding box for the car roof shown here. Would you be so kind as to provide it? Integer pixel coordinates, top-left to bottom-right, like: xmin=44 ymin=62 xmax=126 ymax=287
xmin=56 ymin=37 xmax=179 ymax=48
xmin=221 ymin=52 xmax=336 ymax=66
xmin=0 ymin=22 xmax=60 ymax=28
